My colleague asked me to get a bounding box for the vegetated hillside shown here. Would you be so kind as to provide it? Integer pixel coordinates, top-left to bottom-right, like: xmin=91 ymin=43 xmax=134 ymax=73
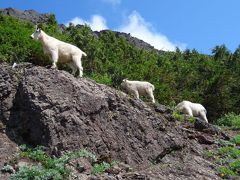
xmin=1 ymin=8 xmax=240 ymax=122
xmin=0 ymin=8 xmax=159 ymax=52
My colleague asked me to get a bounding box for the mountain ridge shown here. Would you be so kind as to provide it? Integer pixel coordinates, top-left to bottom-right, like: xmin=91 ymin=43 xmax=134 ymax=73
xmin=0 ymin=7 xmax=161 ymax=52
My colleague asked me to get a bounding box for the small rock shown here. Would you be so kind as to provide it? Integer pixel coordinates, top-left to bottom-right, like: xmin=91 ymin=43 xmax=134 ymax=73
xmin=68 ymin=157 xmax=92 ymax=174
xmin=195 ymin=134 xmax=215 ymax=145
xmin=106 ymin=165 xmax=121 ymax=175
xmin=117 ymin=162 xmax=132 ymax=172
xmin=155 ymin=104 xmax=171 ymax=114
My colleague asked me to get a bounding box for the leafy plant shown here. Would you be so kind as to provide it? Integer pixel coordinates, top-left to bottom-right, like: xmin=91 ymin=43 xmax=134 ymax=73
xmin=12 ymin=145 xmax=98 ymax=179
xmin=10 ymin=165 xmax=63 ymax=180
xmin=92 ymin=161 xmax=112 ymax=175
xmin=20 ymin=146 xmax=48 ymax=162
xmin=216 ymin=139 xmax=235 ymax=147
xmin=230 ymin=135 xmax=240 ymax=145
xmin=217 ymin=146 xmax=240 ymax=159
xmin=229 ymin=160 xmax=240 ymax=172
xmin=187 ymin=116 xmax=196 ymax=123
xmin=172 ymin=111 xmax=185 ymax=122
xmin=218 ymin=166 xmax=236 ymax=178
xmin=215 ymin=113 xmax=240 ymax=128
xmin=216 ymin=159 xmax=240 ymax=179
xmin=203 ymin=150 xmax=215 ymax=158
xmin=172 ymin=111 xmax=196 ymax=123
xmin=205 ymin=136 xmax=240 ymax=179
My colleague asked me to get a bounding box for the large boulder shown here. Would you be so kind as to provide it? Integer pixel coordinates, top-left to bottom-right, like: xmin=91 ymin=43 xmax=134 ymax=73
xmin=2 ymin=63 xmax=184 ymax=165
xmin=0 ymin=63 xmax=220 ymax=179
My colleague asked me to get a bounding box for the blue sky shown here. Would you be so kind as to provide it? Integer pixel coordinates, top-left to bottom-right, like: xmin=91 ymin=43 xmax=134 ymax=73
xmin=2 ymin=0 xmax=240 ymax=54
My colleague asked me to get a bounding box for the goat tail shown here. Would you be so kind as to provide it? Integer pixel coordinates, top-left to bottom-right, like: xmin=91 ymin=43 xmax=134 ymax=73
xmin=82 ymin=51 xmax=87 ymax=57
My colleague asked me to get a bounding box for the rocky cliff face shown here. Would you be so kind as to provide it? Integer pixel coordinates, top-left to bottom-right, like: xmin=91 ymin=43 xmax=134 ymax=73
xmin=0 ymin=63 xmax=222 ymax=179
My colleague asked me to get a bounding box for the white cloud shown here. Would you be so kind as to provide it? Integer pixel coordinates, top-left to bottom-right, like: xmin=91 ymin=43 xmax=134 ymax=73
xmin=66 ymin=15 xmax=108 ymax=31
xmin=117 ymin=11 xmax=186 ymax=51
xmin=66 ymin=11 xmax=186 ymax=51
xmin=101 ymin=0 xmax=121 ymax=5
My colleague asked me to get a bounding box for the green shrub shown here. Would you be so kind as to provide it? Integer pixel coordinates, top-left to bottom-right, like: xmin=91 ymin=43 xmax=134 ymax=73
xmin=187 ymin=116 xmax=196 ymax=123
xmin=203 ymin=150 xmax=215 ymax=158
xmin=20 ymin=146 xmax=48 ymax=162
xmin=172 ymin=111 xmax=185 ymax=122
xmin=215 ymin=113 xmax=240 ymax=128
xmin=92 ymin=161 xmax=112 ymax=175
xmin=218 ymin=166 xmax=236 ymax=178
xmin=230 ymin=135 xmax=240 ymax=145
xmin=10 ymin=165 xmax=63 ymax=180
xmin=172 ymin=111 xmax=195 ymax=123
xmin=216 ymin=139 xmax=235 ymax=147
xmin=205 ymin=136 xmax=240 ymax=178
xmin=217 ymin=146 xmax=240 ymax=159
xmin=229 ymin=159 xmax=240 ymax=172
xmin=11 ymin=145 xmax=115 ymax=180
xmin=0 ymin=15 xmax=43 ymax=64
xmin=12 ymin=145 xmax=98 ymax=179
xmin=11 ymin=145 xmax=115 ymax=178
xmin=217 ymin=160 xmax=240 ymax=179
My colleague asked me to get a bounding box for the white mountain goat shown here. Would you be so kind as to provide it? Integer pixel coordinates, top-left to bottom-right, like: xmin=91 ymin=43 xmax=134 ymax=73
xmin=175 ymin=100 xmax=208 ymax=123
xmin=121 ymin=79 xmax=155 ymax=103
xmin=31 ymin=26 xmax=87 ymax=77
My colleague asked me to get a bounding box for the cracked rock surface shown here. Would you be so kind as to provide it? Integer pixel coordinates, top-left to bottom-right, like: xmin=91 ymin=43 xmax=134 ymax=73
xmin=0 ymin=63 xmax=221 ymax=179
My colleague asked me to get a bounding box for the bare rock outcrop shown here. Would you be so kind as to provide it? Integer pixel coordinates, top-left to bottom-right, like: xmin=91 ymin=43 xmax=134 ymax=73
xmin=0 ymin=8 xmax=54 ymax=24
xmin=0 ymin=63 xmax=221 ymax=179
